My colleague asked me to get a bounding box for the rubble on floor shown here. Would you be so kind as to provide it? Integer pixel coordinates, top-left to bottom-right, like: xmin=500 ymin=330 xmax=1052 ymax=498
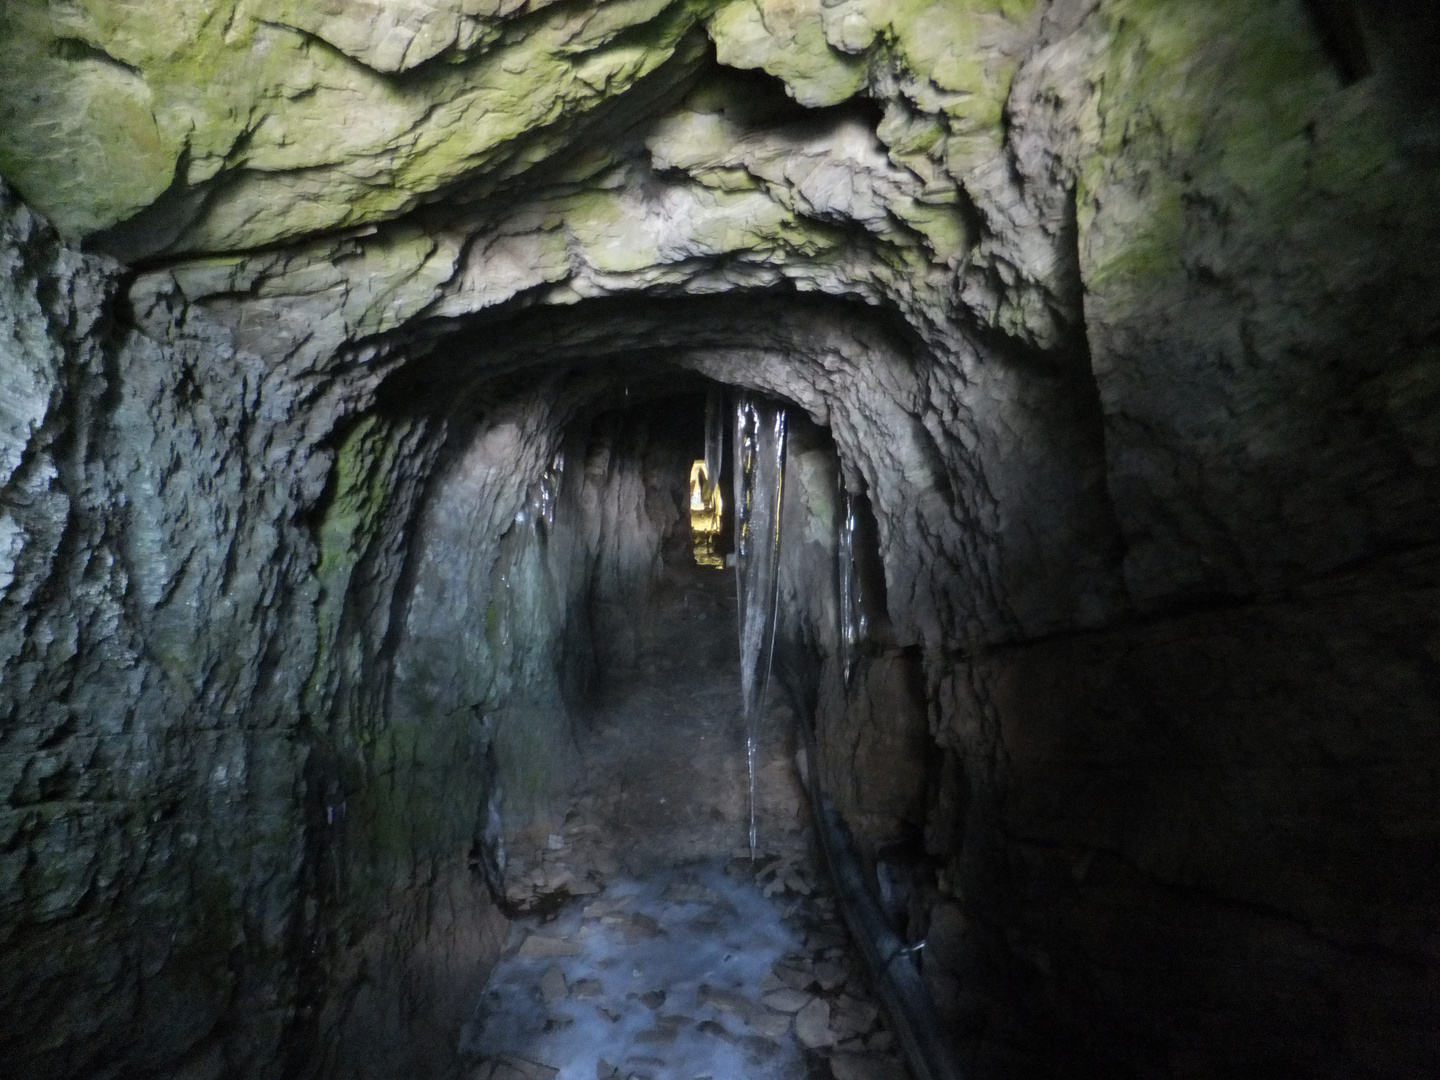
xmin=463 ymin=849 xmax=910 ymax=1080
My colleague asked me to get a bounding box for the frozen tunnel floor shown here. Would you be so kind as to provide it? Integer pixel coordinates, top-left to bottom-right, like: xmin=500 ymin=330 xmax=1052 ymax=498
xmin=462 ymin=858 xmax=907 ymax=1080
xmin=462 ymin=565 xmax=911 ymax=1080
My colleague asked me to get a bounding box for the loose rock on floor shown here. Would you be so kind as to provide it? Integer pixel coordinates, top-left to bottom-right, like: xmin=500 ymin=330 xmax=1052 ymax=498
xmin=462 ymin=567 xmax=910 ymax=1080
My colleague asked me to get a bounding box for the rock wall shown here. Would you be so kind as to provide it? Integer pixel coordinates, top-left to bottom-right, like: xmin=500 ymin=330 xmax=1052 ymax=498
xmin=2 ymin=1 xmax=1439 ymax=1078
xmin=390 ymin=390 xmax=696 ymax=831
xmin=0 ymin=181 xmax=330 ymax=1080
xmin=924 ymin=549 xmax=1440 ymax=1078
xmin=0 ymin=178 xmax=699 ymax=1079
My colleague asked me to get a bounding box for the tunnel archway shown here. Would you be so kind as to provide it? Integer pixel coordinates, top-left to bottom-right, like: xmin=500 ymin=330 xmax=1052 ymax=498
xmin=305 ymin=287 xmax=1024 ymax=1076
xmin=375 ymin=340 xmax=954 ymax=1078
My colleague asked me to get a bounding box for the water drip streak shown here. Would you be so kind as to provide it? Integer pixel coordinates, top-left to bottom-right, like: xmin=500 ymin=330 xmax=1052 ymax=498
xmin=733 ymin=395 xmax=786 ymax=861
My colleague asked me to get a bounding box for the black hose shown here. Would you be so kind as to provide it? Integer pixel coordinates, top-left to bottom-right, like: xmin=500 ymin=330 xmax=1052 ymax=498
xmin=796 ymin=716 xmax=966 ymax=1080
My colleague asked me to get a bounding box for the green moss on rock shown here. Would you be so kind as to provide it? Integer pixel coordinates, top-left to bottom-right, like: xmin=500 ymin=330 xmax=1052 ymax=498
xmin=708 ymin=0 xmax=868 ymax=107
xmin=305 ymin=416 xmax=407 ymax=714
xmin=1076 ymin=0 xmax=1400 ymax=295
xmin=0 ymin=0 xmax=717 ymax=254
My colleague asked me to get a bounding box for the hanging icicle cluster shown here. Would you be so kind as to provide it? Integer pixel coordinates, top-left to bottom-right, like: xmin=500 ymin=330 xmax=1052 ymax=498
xmin=733 ymin=393 xmax=787 ymax=860
xmin=538 ymin=451 xmax=564 ymax=531
xmin=518 ymin=450 xmax=565 ymax=531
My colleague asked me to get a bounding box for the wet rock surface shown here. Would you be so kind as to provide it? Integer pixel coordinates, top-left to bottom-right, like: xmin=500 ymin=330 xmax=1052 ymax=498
xmin=470 ymin=565 xmax=909 ymax=1080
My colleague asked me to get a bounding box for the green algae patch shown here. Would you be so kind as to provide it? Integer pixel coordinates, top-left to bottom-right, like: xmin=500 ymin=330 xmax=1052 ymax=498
xmin=166 ymin=224 xmax=463 ymax=346
xmin=709 ymin=0 xmax=869 ymax=108
xmin=255 ymin=0 xmax=509 ymax=74
xmin=305 ymin=416 xmax=409 ymax=715
xmin=1076 ymin=0 xmax=1398 ymax=296
xmin=888 ymin=0 xmax=1026 ymax=97
xmin=705 ymin=0 xmax=1033 ymax=191
xmin=493 ymin=699 xmax=575 ymax=824
xmin=890 ymin=197 xmax=972 ymax=266
xmin=646 ymin=107 xmax=742 ymax=172
xmin=562 ymin=189 xmax=665 ymax=274
xmin=313 ymin=417 xmax=400 ymax=584
xmin=558 ymin=175 xmax=843 ymax=275
xmin=0 ymin=0 xmax=717 ymax=255
xmin=0 ymin=5 xmax=184 ymax=237
xmin=334 ymin=228 xmax=465 ymax=338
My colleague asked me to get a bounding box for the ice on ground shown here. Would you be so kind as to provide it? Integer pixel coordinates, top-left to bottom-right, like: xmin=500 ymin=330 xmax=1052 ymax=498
xmin=462 ymin=860 xmax=811 ymax=1080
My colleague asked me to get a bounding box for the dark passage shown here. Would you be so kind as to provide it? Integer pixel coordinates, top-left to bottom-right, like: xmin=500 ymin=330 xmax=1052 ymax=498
xmin=472 ymin=557 xmax=909 ymax=1080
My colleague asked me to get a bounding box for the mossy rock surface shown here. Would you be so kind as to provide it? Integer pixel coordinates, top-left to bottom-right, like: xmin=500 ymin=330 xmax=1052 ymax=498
xmin=4 ymin=0 xmax=1412 ymax=350
xmin=0 ymin=0 xmax=714 ymax=251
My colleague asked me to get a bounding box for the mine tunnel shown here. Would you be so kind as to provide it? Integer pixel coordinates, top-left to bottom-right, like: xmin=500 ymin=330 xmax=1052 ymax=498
xmin=360 ymin=308 xmax=959 ymax=1079
xmin=2 ymin=3 xmax=1439 ymax=1080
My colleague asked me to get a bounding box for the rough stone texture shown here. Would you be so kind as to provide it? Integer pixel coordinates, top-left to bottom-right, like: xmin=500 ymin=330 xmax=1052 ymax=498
xmin=2 ymin=1 xmax=1439 ymax=1078
xmin=924 ymin=548 xmax=1440 ymax=1078
xmin=0 ymin=180 xmax=317 ymax=1079
xmin=0 ymin=0 xmax=713 ymax=252
xmin=0 ymin=180 xmax=506 ymax=1080
xmin=390 ymin=392 xmax=696 ymax=828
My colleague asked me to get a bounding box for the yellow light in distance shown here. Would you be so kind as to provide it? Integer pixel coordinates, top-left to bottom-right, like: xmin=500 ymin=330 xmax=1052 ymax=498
xmin=689 ymin=460 xmax=723 ymax=568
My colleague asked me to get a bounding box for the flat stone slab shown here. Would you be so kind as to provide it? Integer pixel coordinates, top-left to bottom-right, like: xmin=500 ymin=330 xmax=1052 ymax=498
xmin=518 ymin=934 xmax=584 ymax=960
xmin=761 ymin=988 xmax=815 ymax=1013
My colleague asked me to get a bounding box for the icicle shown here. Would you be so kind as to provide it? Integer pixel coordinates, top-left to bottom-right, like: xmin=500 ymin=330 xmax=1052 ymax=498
xmin=733 ymin=393 xmax=786 ymax=861
xmin=525 ymin=450 xmax=565 ymax=532
xmin=837 ymin=488 xmax=869 ymax=687
xmin=540 ymin=450 xmax=564 ymax=530
xmin=704 ymin=388 xmax=724 ymax=506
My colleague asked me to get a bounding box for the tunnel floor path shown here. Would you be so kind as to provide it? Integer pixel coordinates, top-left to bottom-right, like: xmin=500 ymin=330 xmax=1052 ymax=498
xmin=461 ymin=564 xmax=909 ymax=1080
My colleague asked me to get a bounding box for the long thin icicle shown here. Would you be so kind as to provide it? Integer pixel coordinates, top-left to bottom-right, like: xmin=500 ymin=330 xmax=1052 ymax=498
xmin=733 ymin=393 xmax=786 ymax=860
xmin=837 ymin=487 xmax=869 ymax=687
xmin=704 ymin=389 xmax=724 ymax=507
